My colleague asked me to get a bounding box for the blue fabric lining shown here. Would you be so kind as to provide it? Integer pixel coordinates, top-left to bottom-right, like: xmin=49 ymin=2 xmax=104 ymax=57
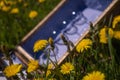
xmin=21 ymin=0 xmax=86 ymax=58
xmin=20 ymin=0 xmax=112 ymax=59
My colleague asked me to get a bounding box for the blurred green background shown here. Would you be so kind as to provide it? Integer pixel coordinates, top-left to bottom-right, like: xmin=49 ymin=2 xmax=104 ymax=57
xmin=0 ymin=0 xmax=60 ymax=54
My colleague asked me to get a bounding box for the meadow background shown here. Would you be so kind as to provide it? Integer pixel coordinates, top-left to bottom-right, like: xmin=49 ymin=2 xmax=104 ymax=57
xmin=0 ymin=0 xmax=60 ymax=55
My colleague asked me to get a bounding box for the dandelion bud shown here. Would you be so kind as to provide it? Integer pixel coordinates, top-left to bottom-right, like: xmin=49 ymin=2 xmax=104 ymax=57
xmin=48 ymin=37 xmax=54 ymax=50
xmin=60 ymin=34 xmax=68 ymax=45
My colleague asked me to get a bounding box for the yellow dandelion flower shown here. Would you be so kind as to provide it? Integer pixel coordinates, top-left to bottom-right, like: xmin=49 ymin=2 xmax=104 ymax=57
xmin=76 ymin=39 xmax=92 ymax=53
xmin=38 ymin=0 xmax=45 ymax=3
xmin=27 ymin=60 xmax=39 ymax=73
xmin=82 ymin=71 xmax=105 ymax=80
xmin=113 ymin=31 xmax=120 ymax=40
xmin=112 ymin=15 xmax=120 ymax=28
xmin=33 ymin=40 xmax=48 ymax=52
xmin=99 ymin=27 xmax=114 ymax=44
xmin=46 ymin=63 xmax=53 ymax=77
xmin=48 ymin=63 xmax=53 ymax=69
xmin=10 ymin=8 xmax=19 ymax=14
xmin=0 ymin=1 xmax=5 ymax=7
xmin=4 ymin=64 xmax=22 ymax=77
xmin=2 ymin=6 xmax=11 ymax=12
xmin=46 ymin=70 xmax=51 ymax=77
xmin=60 ymin=62 xmax=74 ymax=74
xmin=29 ymin=10 xmax=38 ymax=19
xmin=99 ymin=35 xmax=108 ymax=44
